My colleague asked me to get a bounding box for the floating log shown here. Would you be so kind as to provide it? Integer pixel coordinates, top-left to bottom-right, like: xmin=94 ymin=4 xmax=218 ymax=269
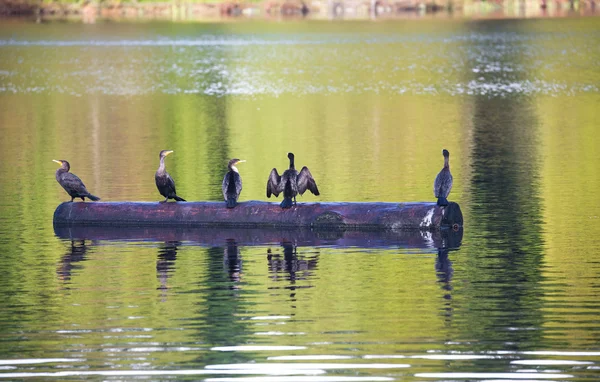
xmin=53 ymin=201 xmax=463 ymax=230
xmin=53 ymin=225 xmax=463 ymax=249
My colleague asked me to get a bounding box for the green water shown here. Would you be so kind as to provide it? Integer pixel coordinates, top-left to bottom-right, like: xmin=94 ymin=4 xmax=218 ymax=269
xmin=0 ymin=18 xmax=599 ymax=381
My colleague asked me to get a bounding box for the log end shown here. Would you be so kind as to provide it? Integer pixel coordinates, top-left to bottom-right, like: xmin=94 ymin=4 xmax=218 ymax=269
xmin=441 ymin=202 xmax=463 ymax=229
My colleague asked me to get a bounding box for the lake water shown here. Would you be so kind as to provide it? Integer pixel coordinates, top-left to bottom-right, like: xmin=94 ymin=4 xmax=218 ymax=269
xmin=1 ymin=18 xmax=600 ymax=381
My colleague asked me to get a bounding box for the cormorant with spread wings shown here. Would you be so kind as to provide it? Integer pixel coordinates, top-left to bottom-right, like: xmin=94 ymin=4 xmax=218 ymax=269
xmin=266 ymin=152 xmax=319 ymax=209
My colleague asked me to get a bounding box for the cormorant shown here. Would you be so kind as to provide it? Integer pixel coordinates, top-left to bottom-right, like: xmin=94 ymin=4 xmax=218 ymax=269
xmin=222 ymin=158 xmax=245 ymax=208
xmin=266 ymin=152 xmax=319 ymax=209
xmin=53 ymin=159 xmax=100 ymax=202
xmin=434 ymin=149 xmax=453 ymax=206
xmin=155 ymin=150 xmax=186 ymax=203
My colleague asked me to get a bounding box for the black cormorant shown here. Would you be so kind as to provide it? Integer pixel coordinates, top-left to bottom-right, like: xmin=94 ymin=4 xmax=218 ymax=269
xmin=266 ymin=152 xmax=319 ymax=209
xmin=155 ymin=150 xmax=186 ymax=203
xmin=222 ymin=158 xmax=245 ymax=208
xmin=53 ymin=159 xmax=100 ymax=202
xmin=434 ymin=149 xmax=453 ymax=206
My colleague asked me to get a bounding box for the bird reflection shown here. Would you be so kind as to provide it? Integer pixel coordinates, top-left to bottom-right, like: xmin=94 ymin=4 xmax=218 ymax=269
xmin=435 ymin=247 xmax=454 ymax=291
xmin=223 ymin=239 xmax=242 ymax=285
xmin=57 ymin=239 xmax=90 ymax=283
xmin=267 ymin=241 xmax=319 ymax=285
xmin=157 ymin=241 xmax=180 ymax=292
xmin=435 ymin=229 xmax=458 ymax=324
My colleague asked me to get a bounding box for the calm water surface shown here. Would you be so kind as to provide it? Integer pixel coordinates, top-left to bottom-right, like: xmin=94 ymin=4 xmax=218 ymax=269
xmin=0 ymin=18 xmax=600 ymax=381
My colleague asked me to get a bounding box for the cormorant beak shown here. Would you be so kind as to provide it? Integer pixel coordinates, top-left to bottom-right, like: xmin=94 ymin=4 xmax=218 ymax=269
xmin=165 ymin=150 xmax=174 ymax=156
xmin=52 ymin=159 xmax=62 ymax=165
xmin=237 ymin=160 xmax=246 ymax=164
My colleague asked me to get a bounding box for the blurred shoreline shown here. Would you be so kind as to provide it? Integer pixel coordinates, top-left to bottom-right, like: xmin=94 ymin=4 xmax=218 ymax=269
xmin=0 ymin=0 xmax=597 ymax=23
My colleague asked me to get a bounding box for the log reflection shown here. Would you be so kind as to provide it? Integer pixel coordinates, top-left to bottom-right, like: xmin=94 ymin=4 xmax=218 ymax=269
xmin=54 ymin=225 xmax=463 ymax=250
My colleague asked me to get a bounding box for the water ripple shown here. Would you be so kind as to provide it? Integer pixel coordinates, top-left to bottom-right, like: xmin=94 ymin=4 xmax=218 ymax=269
xmin=0 ymin=369 xmax=326 ymax=378
xmin=416 ymin=372 xmax=573 ymax=379
xmin=211 ymin=346 xmax=307 ymax=352
xmin=206 ymin=363 xmax=411 ymax=370
xmin=1 ymin=28 xmax=598 ymax=97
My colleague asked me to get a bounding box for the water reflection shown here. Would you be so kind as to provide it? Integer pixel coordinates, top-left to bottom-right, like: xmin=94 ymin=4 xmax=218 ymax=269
xmin=461 ymin=19 xmax=546 ymax=350
xmin=435 ymin=227 xmax=460 ymax=327
xmin=434 ymin=228 xmax=461 ymax=289
xmin=224 ymin=239 xmax=242 ymax=284
xmin=190 ymin=245 xmax=253 ymax=366
xmin=53 ymin=225 xmax=463 ymax=250
xmin=267 ymin=241 xmax=319 ymax=286
xmin=157 ymin=241 xmax=180 ymax=292
xmin=57 ymin=239 xmax=91 ymax=284
xmin=435 ymin=247 xmax=453 ymax=292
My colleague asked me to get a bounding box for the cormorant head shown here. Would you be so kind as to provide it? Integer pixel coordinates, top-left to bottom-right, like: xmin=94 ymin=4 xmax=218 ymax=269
xmin=53 ymin=159 xmax=70 ymax=171
xmin=442 ymin=149 xmax=450 ymax=158
xmin=159 ymin=150 xmax=174 ymax=159
xmin=228 ymin=158 xmax=246 ymax=172
xmin=287 ymin=152 xmax=295 ymax=161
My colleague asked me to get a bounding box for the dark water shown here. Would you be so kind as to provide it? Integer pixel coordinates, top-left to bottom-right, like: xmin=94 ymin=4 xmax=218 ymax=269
xmin=1 ymin=18 xmax=600 ymax=381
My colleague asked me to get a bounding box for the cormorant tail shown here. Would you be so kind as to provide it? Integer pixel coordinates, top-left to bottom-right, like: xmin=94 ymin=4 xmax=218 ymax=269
xmin=437 ymin=197 xmax=449 ymax=207
xmin=280 ymin=198 xmax=293 ymax=209
xmin=88 ymin=194 xmax=101 ymax=201
xmin=226 ymin=199 xmax=237 ymax=209
xmin=173 ymin=195 xmax=186 ymax=202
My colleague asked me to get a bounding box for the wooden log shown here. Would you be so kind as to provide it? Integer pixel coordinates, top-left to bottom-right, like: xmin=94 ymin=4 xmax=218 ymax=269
xmin=53 ymin=225 xmax=463 ymax=249
xmin=53 ymin=201 xmax=463 ymax=230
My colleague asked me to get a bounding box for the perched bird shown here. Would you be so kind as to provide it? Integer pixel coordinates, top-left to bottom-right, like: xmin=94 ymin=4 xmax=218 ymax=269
xmin=155 ymin=150 xmax=186 ymax=203
xmin=266 ymin=152 xmax=319 ymax=209
xmin=434 ymin=149 xmax=453 ymax=207
xmin=53 ymin=159 xmax=100 ymax=202
xmin=222 ymin=158 xmax=245 ymax=208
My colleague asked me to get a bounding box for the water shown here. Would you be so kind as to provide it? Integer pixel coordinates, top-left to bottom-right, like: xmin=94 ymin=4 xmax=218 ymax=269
xmin=1 ymin=18 xmax=600 ymax=381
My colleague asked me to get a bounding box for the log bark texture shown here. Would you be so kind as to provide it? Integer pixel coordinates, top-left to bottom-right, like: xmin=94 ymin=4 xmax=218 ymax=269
xmin=53 ymin=201 xmax=462 ymax=230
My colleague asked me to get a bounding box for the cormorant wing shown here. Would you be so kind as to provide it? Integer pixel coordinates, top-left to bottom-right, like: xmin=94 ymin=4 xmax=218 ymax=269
xmin=61 ymin=172 xmax=88 ymax=194
xmin=222 ymin=172 xmax=243 ymax=201
xmin=266 ymin=168 xmax=282 ymax=197
xmin=166 ymin=173 xmax=177 ymax=195
xmin=433 ymin=170 xmax=453 ymax=198
xmin=297 ymin=166 xmax=319 ymax=196
xmin=433 ymin=172 xmax=441 ymax=197
xmin=234 ymin=172 xmax=243 ymax=199
xmin=222 ymin=172 xmax=230 ymax=201
xmin=444 ymin=173 xmax=453 ymax=197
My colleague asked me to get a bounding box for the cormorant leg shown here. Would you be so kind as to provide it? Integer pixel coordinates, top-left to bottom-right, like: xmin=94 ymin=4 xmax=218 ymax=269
xmin=293 ymin=196 xmax=297 ymax=206
xmin=70 ymin=196 xmax=75 ymax=202
xmin=81 ymin=197 xmax=85 ymax=201
xmin=165 ymin=196 xmax=169 ymax=203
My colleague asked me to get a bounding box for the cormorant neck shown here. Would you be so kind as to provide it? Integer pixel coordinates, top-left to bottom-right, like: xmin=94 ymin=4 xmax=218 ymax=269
xmin=158 ymin=156 xmax=166 ymax=172
xmin=230 ymin=165 xmax=239 ymax=173
xmin=289 ymin=158 xmax=295 ymax=170
xmin=443 ymin=157 xmax=449 ymax=169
